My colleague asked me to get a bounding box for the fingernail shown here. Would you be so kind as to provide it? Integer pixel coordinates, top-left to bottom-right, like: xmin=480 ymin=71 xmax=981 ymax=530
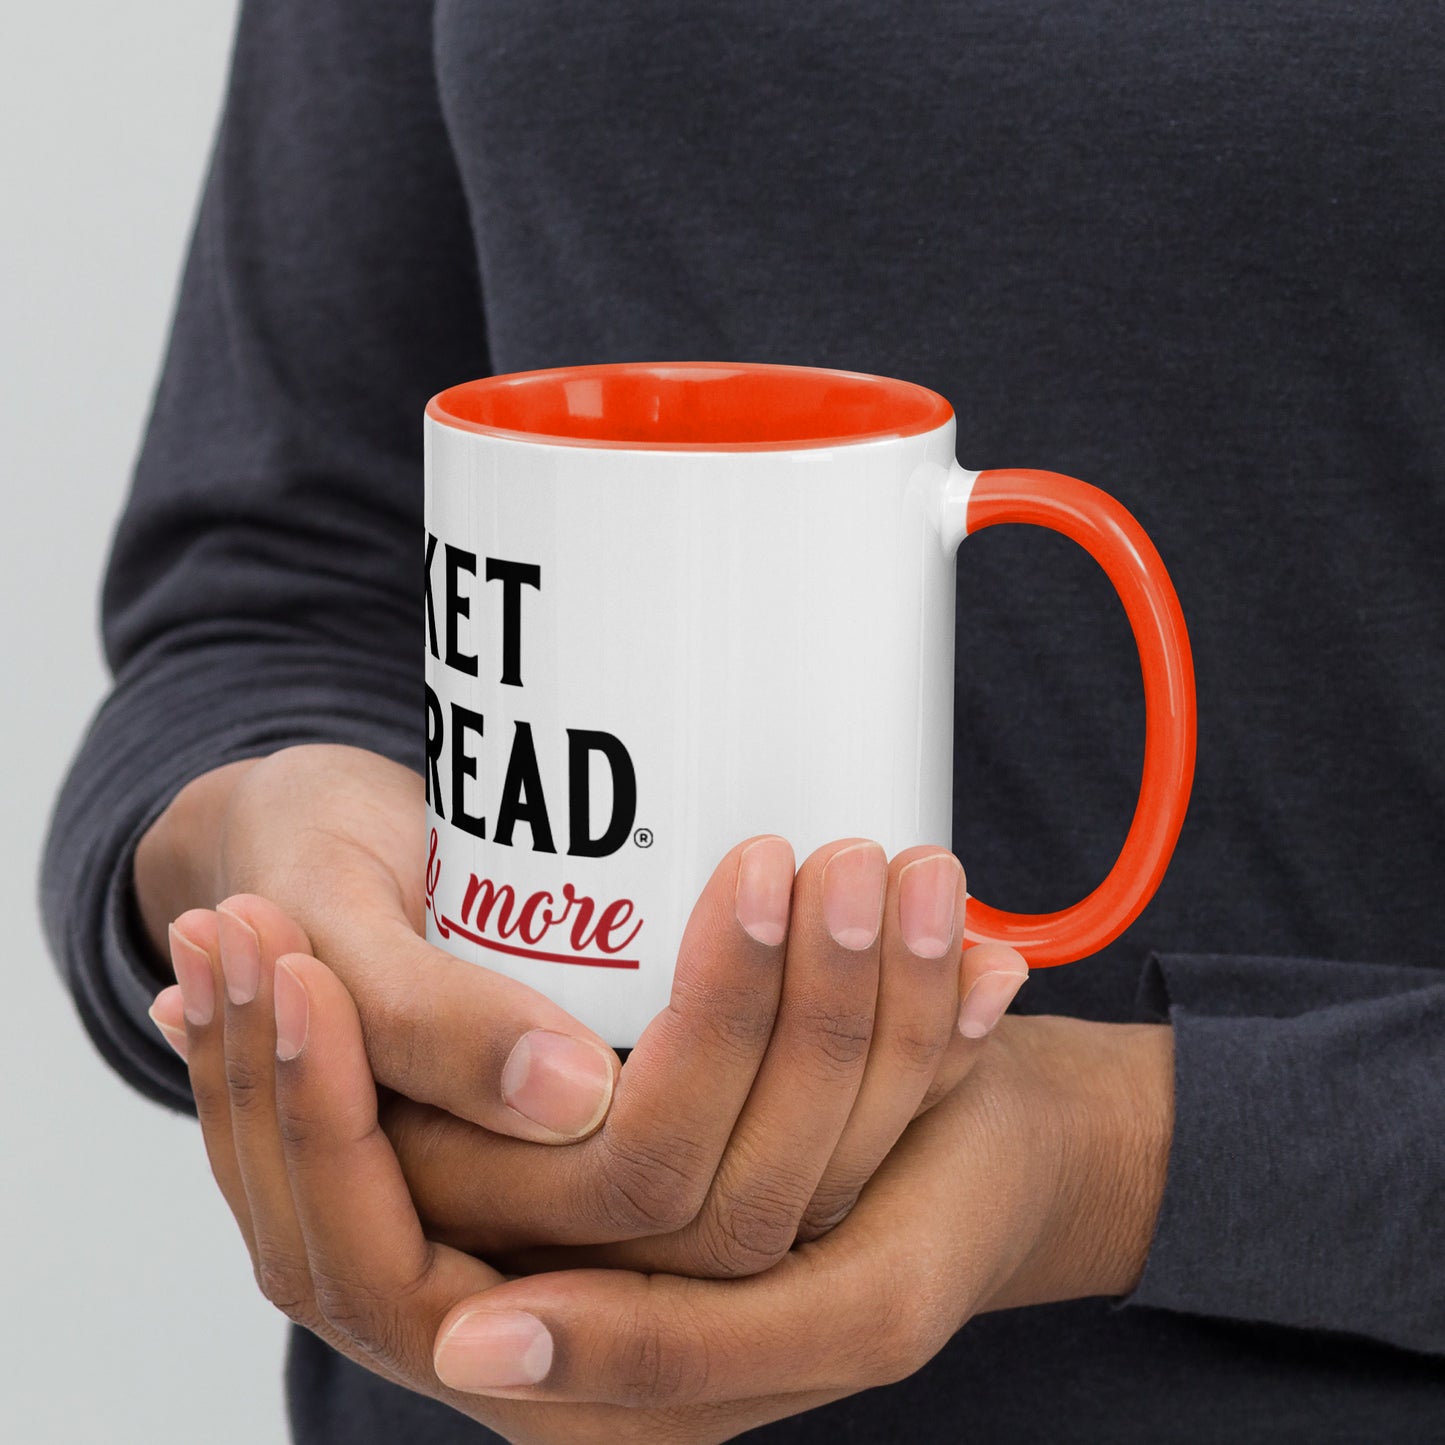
xmin=274 ymin=960 xmax=309 ymax=1061
xmin=735 ymin=836 xmax=793 ymax=946
xmin=898 ymin=855 xmax=961 ymax=958
xmin=502 ymin=1031 xmax=615 ymax=1138
xmin=434 ymin=1309 xmax=553 ymax=1392
xmin=958 ymin=970 xmax=1027 ymax=1038
xmin=821 ymin=842 xmax=887 ymax=951
xmin=148 ymin=985 xmax=189 ymax=1061
xmin=169 ymin=924 xmax=216 ymax=1026
xmin=217 ymin=906 xmax=261 ymax=1005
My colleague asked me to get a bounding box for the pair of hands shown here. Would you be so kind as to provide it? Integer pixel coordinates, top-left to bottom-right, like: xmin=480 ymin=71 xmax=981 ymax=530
xmin=140 ymin=745 xmax=1172 ymax=1442
xmin=139 ymin=744 xmax=1028 ymax=1271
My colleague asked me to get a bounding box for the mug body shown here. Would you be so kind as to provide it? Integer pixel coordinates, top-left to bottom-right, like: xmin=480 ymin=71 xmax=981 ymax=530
xmin=423 ymin=363 xmax=961 ymax=1045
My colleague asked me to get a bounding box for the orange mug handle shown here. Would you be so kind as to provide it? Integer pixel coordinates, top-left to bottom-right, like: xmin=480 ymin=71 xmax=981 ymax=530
xmin=959 ymin=468 xmax=1196 ymax=965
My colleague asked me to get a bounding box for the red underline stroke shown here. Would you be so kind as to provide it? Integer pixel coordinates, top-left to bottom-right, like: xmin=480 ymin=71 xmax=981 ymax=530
xmin=438 ymin=914 xmax=641 ymax=969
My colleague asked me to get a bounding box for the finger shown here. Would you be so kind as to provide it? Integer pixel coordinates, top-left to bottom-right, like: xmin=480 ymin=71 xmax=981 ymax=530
xmin=430 ymin=1087 xmax=995 ymax=1410
xmin=314 ymin=903 xmax=619 ymax=1146
xmin=271 ymin=951 xmax=505 ymax=1383
xmin=798 ymin=846 xmax=966 ymax=1240
xmin=430 ymin=1247 xmax=923 ymax=1408
xmin=574 ymin=835 xmax=794 ymax=1239
xmin=658 ymin=839 xmax=885 ymax=1276
xmin=166 ymin=910 xmax=259 ymax=1256
xmin=955 ymin=942 xmax=1031 ymax=1040
xmin=147 ymin=983 xmax=189 ymax=1062
xmin=913 ymin=942 xmax=1030 ymax=1115
xmin=162 ymin=905 xmax=528 ymax=1416
xmin=161 ymin=913 xmax=403 ymax=1386
xmin=214 ymin=895 xmax=322 ymax=1314
xmin=386 ymin=839 xmax=794 ymax=1255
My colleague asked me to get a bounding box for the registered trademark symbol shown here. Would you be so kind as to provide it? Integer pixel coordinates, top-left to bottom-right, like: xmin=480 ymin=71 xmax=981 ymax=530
xmin=634 ymin=827 xmax=654 ymax=848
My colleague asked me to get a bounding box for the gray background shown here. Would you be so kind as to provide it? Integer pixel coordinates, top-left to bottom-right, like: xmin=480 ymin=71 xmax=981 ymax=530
xmin=0 ymin=5 xmax=290 ymax=1441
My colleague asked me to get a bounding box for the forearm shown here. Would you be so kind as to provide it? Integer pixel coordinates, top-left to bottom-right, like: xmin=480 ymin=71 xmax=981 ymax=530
xmin=979 ymin=1014 xmax=1174 ymax=1312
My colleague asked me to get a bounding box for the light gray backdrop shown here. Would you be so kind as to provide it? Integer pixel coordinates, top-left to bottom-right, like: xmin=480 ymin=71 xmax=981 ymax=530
xmin=0 ymin=6 xmax=291 ymax=1441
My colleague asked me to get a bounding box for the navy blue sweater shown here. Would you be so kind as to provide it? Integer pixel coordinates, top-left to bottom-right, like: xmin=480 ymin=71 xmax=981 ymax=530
xmin=43 ymin=2 xmax=1445 ymax=1439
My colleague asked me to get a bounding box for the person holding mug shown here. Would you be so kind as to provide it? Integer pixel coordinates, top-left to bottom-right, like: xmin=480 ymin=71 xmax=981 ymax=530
xmin=43 ymin=1 xmax=1445 ymax=1442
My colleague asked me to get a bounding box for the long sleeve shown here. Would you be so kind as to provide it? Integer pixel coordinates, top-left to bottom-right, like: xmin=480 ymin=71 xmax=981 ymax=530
xmin=1122 ymin=951 xmax=1445 ymax=1357
xmin=37 ymin=0 xmax=1445 ymax=1438
xmin=40 ymin=0 xmax=486 ymax=1111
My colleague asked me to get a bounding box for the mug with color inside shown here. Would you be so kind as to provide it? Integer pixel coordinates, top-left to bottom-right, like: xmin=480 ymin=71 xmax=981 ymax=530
xmin=422 ymin=361 xmax=1195 ymax=1047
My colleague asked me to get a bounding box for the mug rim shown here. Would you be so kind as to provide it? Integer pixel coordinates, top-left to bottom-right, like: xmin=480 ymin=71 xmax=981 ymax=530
xmin=426 ymin=361 xmax=954 ymax=452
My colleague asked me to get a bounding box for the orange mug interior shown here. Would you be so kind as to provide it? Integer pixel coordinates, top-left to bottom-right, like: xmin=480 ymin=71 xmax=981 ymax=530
xmin=428 ymin=361 xmax=953 ymax=450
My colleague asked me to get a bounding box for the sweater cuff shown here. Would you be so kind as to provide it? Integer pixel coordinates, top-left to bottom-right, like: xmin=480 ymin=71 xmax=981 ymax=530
xmin=1120 ymin=950 xmax=1445 ymax=1355
xmin=41 ymin=640 xmax=421 ymax=1114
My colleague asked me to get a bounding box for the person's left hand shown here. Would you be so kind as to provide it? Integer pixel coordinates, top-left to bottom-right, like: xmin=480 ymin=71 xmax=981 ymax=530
xmin=147 ymin=937 xmax=1172 ymax=1444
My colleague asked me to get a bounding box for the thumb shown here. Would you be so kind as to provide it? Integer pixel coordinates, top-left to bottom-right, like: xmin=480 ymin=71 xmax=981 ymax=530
xmin=240 ymin=891 xmax=620 ymax=1145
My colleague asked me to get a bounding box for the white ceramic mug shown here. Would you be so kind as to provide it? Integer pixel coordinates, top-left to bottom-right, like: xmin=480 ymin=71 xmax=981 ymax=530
xmin=423 ymin=362 xmax=1195 ymax=1046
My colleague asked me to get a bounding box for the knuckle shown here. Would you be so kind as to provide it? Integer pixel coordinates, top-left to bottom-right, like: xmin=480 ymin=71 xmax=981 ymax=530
xmin=275 ymin=1103 xmax=328 ymax=1155
xmin=612 ymin=1308 xmax=710 ymax=1408
xmin=691 ymin=1188 xmax=799 ymax=1277
xmin=309 ymin=1262 xmax=421 ymax=1361
xmin=311 ymin=1278 xmax=384 ymax=1351
xmin=667 ymin=977 xmax=776 ymax=1060
xmin=223 ymin=1052 xmax=273 ymax=1115
xmin=191 ymin=1076 xmax=233 ymax=1136
xmin=597 ymin=1133 xmax=710 ymax=1235
xmin=795 ymin=1188 xmax=860 ymax=1243
xmin=887 ymin=1015 xmax=954 ymax=1075
xmin=279 ymin=1105 xmax=383 ymax=1160
xmin=255 ymin=1255 xmax=319 ymax=1328
xmin=793 ymin=1002 xmax=874 ymax=1074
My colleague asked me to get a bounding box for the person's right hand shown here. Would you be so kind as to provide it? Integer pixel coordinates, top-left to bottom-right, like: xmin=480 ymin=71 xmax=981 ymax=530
xmin=373 ymin=838 xmax=1026 ymax=1275
xmin=136 ymin=743 xmax=622 ymax=1143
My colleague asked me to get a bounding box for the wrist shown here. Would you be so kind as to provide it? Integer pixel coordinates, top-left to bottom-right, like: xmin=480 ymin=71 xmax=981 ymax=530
xmin=983 ymin=1014 xmax=1174 ymax=1310
xmin=133 ymin=758 xmax=260 ymax=959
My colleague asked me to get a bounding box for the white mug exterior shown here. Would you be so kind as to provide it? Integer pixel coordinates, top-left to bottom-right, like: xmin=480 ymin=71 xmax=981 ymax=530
xmin=423 ymin=410 xmax=977 ymax=1046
